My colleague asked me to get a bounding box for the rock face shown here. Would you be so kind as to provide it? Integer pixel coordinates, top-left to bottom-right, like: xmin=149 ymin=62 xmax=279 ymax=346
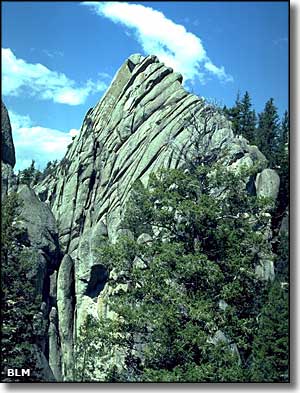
xmin=32 ymin=54 xmax=279 ymax=380
xmin=14 ymin=185 xmax=62 ymax=380
xmin=1 ymin=101 xmax=15 ymax=167
xmin=56 ymin=254 xmax=75 ymax=381
xmin=1 ymin=101 xmax=16 ymax=198
xmin=17 ymin=185 xmax=62 ymax=298
xmin=48 ymin=307 xmax=62 ymax=381
xmin=1 ymin=104 xmax=63 ymax=380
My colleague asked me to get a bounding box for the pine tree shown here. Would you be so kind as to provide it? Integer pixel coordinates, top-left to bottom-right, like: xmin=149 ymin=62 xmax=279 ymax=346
xmin=225 ymin=91 xmax=256 ymax=143
xmin=255 ymin=98 xmax=280 ymax=167
xmin=279 ymin=110 xmax=289 ymax=148
xmin=42 ymin=161 xmax=53 ymax=178
xmin=225 ymin=91 xmax=243 ymax=135
xmin=239 ymin=91 xmax=257 ymax=143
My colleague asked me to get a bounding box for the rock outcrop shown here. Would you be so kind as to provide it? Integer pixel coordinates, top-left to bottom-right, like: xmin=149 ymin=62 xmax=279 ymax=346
xmin=32 ymin=54 xmax=279 ymax=380
xmin=1 ymin=101 xmax=16 ymax=198
xmin=1 ymin=104 xmax=62 ymax=380
xmin=3 ymin=53 xmax=283 ymax=381
xmin=16 ymin=185 xmax=62 ymax=298
xmin=14 ymin=185 xmax=62 ymax=380
xmin=1 ymin=101 xmax=15 ymax=167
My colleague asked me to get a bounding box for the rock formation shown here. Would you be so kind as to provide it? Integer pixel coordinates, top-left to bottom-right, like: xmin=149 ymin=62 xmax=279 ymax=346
xmin=12 ymin=185 xmax=61 ymax=381
xmin=1 ymin=101 xmax=16 ymax=198
xmin=33 ymin=54 xmax=281 ymax=380
xmin=2 ymin=104 xmax=62 ymax=380
xmin=3 ymin=54 xmax=282 ymax=381
xmin=56 ymin=254 xmax=75 ymax=381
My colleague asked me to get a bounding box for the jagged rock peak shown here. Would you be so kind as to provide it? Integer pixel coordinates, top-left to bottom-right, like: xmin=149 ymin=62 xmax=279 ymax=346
xmin=35 ymin=52 xmax=268 ymax=252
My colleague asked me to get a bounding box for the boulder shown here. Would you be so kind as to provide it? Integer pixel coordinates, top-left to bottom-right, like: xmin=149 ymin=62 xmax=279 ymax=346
xmin=137 ymin=233 xmax=153 ymax=244
xmin=255 ymin=168 xmax=280 ymax=200
xmin=207 ymin=330 xmax=241 ymax=364
xmin=255 ymin=254 xmax=275 ymax=281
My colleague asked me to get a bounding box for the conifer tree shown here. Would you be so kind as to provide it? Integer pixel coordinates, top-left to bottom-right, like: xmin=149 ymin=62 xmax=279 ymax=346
xmin=255 ymin=98 xmax=280 ymax=167
xmin=239 ymin=91 xmax=257 ymax=143
xmin=276 ymin=110 xmax=289 ymax=215
xmin=225 ymin=91 xmax=242 ymax=135
xmin=225 ymin=91 xmax=256 ymax=143
xmin=19 ymin=160 xmax=42 ymax=186
xmin=280 ymin=110 xmax=289 ymax=148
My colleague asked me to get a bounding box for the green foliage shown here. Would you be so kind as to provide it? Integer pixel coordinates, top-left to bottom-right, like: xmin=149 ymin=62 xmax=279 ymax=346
xmin=18 ymin=159 xmax=59 ymax=187
xmin=224 ymin=91 xmax=243 ymax=135
xmin=122 ymin=179 xmax=154 ymax=238
xmin=42 ymin=160 xmax=58 ymax=179
xmin=239 ymin=91 xmax=257 ymax=143
xmin=1 ymin=193 xmax=41 ymax=381
xmin=71 ymin=93 xmax=289 ymax=383
xmin=250 ymin=280 xmax=289 ymax=382
xmin=225 ymin=91 xmax=256 ymax=143
xmin=275 ymin=110 xmax=289 ymax=218
xmin=226 ymin=92 xmax=289 ymax=227
xmin=73 ymin=315 xmax=102 ymax=382
xmin=73 ymin=314 xmax=127 ymax=382
xmin=258 ymin=226 xmax=289 ymax=385
xmin=275 ymin=230 xmax=289 ymax=280
xmin=88 ymin=164 xmax=281 ymax=382
xmin=18 ymin=160 xmax=42 ymax=186
xmin=1 ymin=192 xmax=20 ymax=250
xmin=255 ymin=98 xmax=280 ymax=167
xmin=225 ymin=93 xmax=288 ymax=173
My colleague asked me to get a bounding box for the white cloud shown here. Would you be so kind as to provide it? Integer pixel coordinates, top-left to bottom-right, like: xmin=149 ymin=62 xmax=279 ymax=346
xmin=82 ymin=1 xmax=233 ymax=84
xmin=8 ymin=110 xmax=79 ymax=171
xmin=204 ymin=61 xmax=233 ymax=83
xmin=2 ymin=48 xmax=108 ymax=105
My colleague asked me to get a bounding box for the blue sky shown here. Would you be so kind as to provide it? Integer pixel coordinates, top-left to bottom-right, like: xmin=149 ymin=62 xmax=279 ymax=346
xmin=2 ymin=1 xmax=288 ymax=170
